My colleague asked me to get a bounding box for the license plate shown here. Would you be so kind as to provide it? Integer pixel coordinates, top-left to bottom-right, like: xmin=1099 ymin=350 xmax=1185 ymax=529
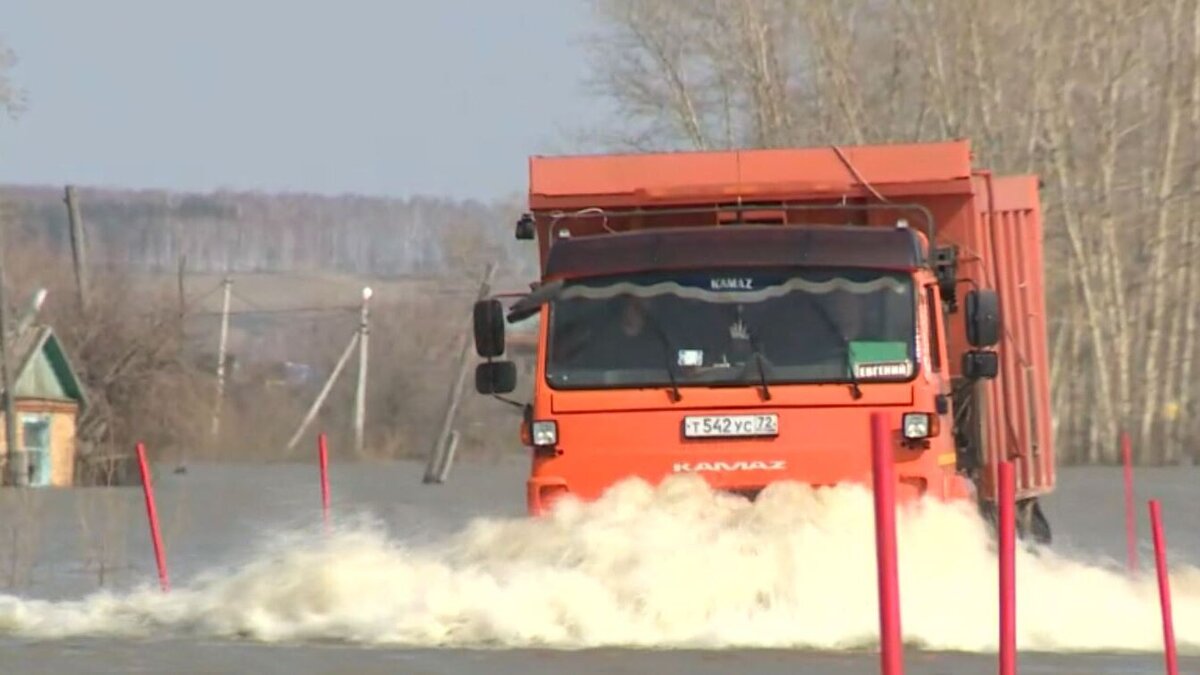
xmin=683 ymin=414 xmax=779 ymax=438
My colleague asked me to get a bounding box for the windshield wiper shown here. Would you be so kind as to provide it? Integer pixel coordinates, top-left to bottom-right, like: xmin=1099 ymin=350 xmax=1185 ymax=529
xmin=663 ymin=350 xmax=683 ymax=402
xmin=748 ymin=338 xmax=772 ymax=401
xmin=842 ymin=347 xmax=864 ymax=400
xmin=807 ymin=297 xmax=865 ymax=400
xmin=646 ymin=319 xmax=682 ymax=402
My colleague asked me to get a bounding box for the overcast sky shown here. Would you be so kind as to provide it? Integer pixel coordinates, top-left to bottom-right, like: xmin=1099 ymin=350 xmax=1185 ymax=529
xmin=0 ymin=1 xmax=608 ymax=201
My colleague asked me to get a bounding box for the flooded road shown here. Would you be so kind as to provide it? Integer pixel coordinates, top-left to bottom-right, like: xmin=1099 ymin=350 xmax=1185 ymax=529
xmin=0 ymin=456 xmax=1197 ymax=673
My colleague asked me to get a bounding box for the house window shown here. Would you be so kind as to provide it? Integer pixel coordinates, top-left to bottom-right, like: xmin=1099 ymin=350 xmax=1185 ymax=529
xmin=21 ymin=414 xmax=51 ymax=487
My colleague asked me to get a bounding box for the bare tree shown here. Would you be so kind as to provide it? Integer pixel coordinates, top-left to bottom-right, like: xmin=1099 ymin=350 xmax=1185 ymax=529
xmin=0 ymin=38 xmax=24 ymax=119
xmin=584 ymin=0 xmax=1200 ymax=464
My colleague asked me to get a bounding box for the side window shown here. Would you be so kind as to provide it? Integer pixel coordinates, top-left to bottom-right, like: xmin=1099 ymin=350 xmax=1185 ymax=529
xmin=925 ymin=285 xmax=943 ymax=372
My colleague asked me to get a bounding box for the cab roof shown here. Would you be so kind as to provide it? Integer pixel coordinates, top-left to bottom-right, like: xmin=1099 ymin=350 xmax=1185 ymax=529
xmin=544 ymin=225 xmax=926 ymax=280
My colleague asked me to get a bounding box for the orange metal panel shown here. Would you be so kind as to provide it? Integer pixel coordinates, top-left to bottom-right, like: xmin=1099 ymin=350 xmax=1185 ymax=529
xmin=527 ymin=405 xmax=967 ymax=515
xmin=529 ymin=150 xmax=741 ymax=204
xmin=736 ymin=142 xmax=971 ymax=190
xmin=528 ymin=140 xmax=973 ymax=210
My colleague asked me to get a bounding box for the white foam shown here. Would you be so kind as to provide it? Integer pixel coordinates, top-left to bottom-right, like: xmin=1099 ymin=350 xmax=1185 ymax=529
xmin=0 ymin=475 xmax=1196 ymax=651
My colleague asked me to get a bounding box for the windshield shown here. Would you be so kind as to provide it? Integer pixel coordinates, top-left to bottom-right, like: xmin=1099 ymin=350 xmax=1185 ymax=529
xmin=546 ymin=268 xmax=916 ymax=389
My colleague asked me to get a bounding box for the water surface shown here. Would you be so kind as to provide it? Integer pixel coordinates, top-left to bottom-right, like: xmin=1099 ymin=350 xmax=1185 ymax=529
xmin=0 ymin=458 xmax=1196 ymax=673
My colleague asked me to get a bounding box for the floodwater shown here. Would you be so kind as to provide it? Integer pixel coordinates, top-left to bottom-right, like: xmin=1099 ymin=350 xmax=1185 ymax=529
xmin=0 ymin=456 xmax=1197 ymax=674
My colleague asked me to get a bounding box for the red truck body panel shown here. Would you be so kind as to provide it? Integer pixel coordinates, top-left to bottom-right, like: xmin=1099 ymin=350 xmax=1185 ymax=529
xmin=970 ymin=174 xmax=1055 ymax=500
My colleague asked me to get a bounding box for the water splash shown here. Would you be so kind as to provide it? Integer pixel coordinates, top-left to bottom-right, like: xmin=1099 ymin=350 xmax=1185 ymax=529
xmin=0 ymin=475 xmax=1196 ymax=651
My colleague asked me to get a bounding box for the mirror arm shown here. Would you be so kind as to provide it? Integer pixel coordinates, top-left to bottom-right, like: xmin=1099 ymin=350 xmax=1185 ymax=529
xmin=491 ymin=394 xmax=525 ymax=409
xmin=506 ymin=279 xmax=564 ymax=323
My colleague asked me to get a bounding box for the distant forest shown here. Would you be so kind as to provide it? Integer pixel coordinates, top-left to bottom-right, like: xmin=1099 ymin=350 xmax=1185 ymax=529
xmin=0 ymin=184 xmax=537 ymax=280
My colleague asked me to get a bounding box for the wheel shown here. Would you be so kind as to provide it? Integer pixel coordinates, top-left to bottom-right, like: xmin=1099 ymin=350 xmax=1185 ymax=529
xmin=976 ymin=497 xmax=1052 ymax=546
xmin=1017 ymin=498 xmax=1052 ymax=545
xmin=976 ymin=498 xmax=997 ymax=531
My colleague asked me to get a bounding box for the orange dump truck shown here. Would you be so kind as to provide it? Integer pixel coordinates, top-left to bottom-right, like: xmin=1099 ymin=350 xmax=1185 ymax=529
xmin=472 ymin=139 xmax=1054 ymax=542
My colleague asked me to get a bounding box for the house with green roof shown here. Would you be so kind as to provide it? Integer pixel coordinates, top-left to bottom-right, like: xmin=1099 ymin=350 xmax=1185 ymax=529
xmin=0 ymin=325 xmax=87 ymax=487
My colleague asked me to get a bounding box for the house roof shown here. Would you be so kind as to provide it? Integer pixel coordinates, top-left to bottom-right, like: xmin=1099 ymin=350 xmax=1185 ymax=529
xmin=3 ymin=325 xmax=87 ymax=410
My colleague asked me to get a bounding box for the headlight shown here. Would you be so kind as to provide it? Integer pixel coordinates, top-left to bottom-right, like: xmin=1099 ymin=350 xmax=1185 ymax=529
xmin=532 ymin=420 xmax=558 ymax=446
xmin=902 ymin=413 xmax=932 ymax=440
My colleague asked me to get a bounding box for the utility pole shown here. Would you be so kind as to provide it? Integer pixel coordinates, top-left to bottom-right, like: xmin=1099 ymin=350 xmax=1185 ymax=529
xmin=174 ymin=255 xmax=187 ymax=473
xmin=210 ymin=276 xmax=232 ymax=439
xmin=424 ymin=262 xmax=496 ymax=484
xmin=353 ymin=286 xmax=372 ymax=458
xmin=0 ymin=222 xmax=22 ymax=486
xmin=177 ymin=254 xmax=187 ymax=344
xmin=64 ymin=185 xmax=89 ymax=312
xmin=284 ymin=331 xmax=360 ymax=453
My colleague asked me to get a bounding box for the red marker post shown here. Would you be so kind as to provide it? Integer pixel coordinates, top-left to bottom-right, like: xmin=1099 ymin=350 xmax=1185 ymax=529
xmin=998 ymin=460 xmax=1016 ymax=675
xmin=870 ymin=412 xmax=904 ymax=675
xmin=318 ymin=432 xmax=331 ymax=531
xmin=1121 ymin=431 xmax=1138 ymax=574
xmin=135 ymin=442 xmax=170 ymax=592
xmin=1148 ymin=499 xmax=1178 ymax=675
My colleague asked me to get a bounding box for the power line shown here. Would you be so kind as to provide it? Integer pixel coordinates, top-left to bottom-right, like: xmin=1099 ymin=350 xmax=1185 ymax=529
xmin=191 ymin=306 xmax=357 ymax=318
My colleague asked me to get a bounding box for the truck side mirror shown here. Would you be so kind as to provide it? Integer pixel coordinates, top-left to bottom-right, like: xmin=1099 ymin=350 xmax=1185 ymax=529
xmin=475 ymin=361 xmax=517 ymax=394
xmin=965 ymin=289 xmax=1000 ymax=348
xmin=962 ymin=350 xmax=999 ymax=380
xmin=515 ymin=213 xmax=535 ymax=240
xmin=473 ymin=299 xmax=505 ymax=357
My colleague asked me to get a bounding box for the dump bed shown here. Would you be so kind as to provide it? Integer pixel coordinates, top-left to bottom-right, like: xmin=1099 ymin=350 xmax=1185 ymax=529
xmin=967 ymin=174 xmax=1055 ymax=501
xmin=525 ymin=140 xmax=1054 ymax=502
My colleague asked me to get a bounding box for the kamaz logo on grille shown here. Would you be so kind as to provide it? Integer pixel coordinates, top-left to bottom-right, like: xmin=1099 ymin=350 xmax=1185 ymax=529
xmin=672 ymin=460 xmax=787 ymax=473
xmin=710 ymin=277 xmax=753 ymax=290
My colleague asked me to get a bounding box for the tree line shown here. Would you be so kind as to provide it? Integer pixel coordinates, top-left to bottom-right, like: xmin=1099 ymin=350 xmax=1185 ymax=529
xmin=1 ymin=185 xmax=536 ymax=281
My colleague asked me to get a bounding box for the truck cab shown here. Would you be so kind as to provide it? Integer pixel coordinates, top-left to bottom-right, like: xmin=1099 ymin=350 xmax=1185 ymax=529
xmin=472 ymin=140 xmax=1053 ymax=541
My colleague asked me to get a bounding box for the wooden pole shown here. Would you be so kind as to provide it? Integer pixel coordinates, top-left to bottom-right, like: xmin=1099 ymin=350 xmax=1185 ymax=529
xmin=0 ymin=221 xmax=22 ymax=486
xmin=209 ymin=276 xmax=232 ymax=439
xmin=64 ymin=185 xmax=89 ymax=312
xmin=353 ymin=287 xmax=371 ymax=458
xmin=174 ymin=256 xmax=188 ymax=473
xmin=436 ymin=429 xmax=461 ymax=484
xmin=424 ymin=262 xmax=497 ymax=484
xmin=177 ymin=254 xmax=187 ymax=342
xmin=285 ymin=331 xmax=360 ymax=452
